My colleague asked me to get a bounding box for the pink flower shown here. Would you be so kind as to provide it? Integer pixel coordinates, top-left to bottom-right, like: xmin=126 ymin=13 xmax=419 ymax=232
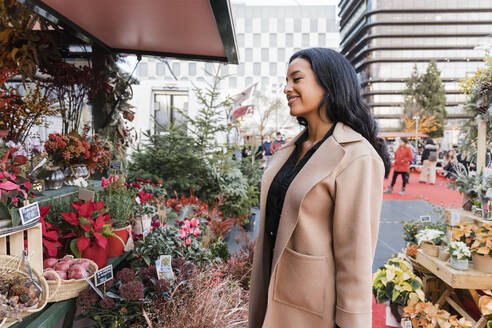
xmin=186 ymin=237 xmax=192 ymax=246
xmin=11 ymin=197 xmax=18 ymax=206
xmin=178 ymin=229 xmax=186 ymax=239
xmin=101 ymin=177 xmax=109 ymax=188
xmin=183 ymin=220 xmax=191 ymax=233
xmin=190 ymin=218 xmax=199 ymax=228
xmin=193 ymin=228 xmax=201 ymax=236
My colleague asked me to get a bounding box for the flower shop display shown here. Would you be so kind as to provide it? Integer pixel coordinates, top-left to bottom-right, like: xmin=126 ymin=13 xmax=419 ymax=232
xmin=450 ymin=222 xmax=478 ymax=247
xmin=402 ymin=301 xmax=473 ymax=328
xmin=416 ymin=228 xmax=447 ymax=257
xmin=470 ymin=224 xmax=492 ymax=273
xmin=449 ymin=241 xmax=471 ymax=270
xmin=97 ymin=175 xmax=136 ymax=257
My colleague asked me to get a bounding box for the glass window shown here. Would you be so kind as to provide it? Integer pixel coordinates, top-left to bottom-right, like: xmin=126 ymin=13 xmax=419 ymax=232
xmin=221 ymin=65 xmax=228 ymax=76
xmin=261 ymin=48 xmax=269 ymax=61
xmin=277 ymin=18 xmax=285 ymax=33
xmin=237 ymin=34 xmax=245 ymax=47
xmin=310 ymin=19 xmax=318 ymax=32
xmin=153 ymin=92 xmax=188 ymax=132
xmin=302 ymin=33 xmax=310 ymax=47
xmin=262 ymin=77 xmax=269 ymax=88
xmin=156 ymin=63 xmax=165 ymax=76
xmin=137 ymin=62 xmax=148 ymax=77
xmin=261 ymin=18 xmax=269 ymax=32
xmin=278 ymin=48 xmax=285 ymax=61
xmin=188 ymin=63 xmax=196 ymax=76
xmin=253 ymin=63 xmax=261 ymax=75
xmin=270 ymin=63 xmax=277 ymax=75
xmin=246 ymin=76 xmax=253 ymax=86
xmin=253 ymin=33 xmax=261 ymax=47
xmin=318 ymin=33 xmax=326 ymax=46
xmin=294 ymin=19 xmax=301 ymax=32
xmin=245 ymin=19 xmax=252 ymax=33
xmin=229 ymin=76 xmax=237 ymax=88
xmin=205 ymin=62 xmax=214 ymax=73
xmin=270 ymin=33 xmax=277 ymax=47
xmin=286 ymin=34 xmax=293 ymax=47
xmin=172 ymin=63 xmax=180 ymax=76
xmin=246 ymin=48 xmax=253 ymax=61
xmin=238 ymin=63 xmax=245 ymax=75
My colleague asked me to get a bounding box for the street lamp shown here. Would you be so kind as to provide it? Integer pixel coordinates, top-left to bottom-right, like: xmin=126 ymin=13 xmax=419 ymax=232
xmin=413 ymin=115 xmax=420 ymax=150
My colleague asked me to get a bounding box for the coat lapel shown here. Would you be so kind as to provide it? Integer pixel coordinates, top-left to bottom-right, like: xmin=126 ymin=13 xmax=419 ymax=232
xmin=271 ymin=123 xmax=363 ymax=271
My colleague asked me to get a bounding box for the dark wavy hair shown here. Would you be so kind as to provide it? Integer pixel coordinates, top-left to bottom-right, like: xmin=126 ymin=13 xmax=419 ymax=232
xmin=289 ymin=48 xmax=391 ymax=177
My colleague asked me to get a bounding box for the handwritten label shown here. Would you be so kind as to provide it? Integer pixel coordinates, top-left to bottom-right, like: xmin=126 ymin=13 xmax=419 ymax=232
xmin=19 ymin=202 xmax=40 ymax=225
xmin=156 ymin=255 xmax=174 ymax=280
xmin=420 ymin=215 xmax=431 ymax=223
xmin=95 ymin=265 xmax=113 ymax=286
xmin=109 ymin=161 xmax=122 ymax=171
xmin=450 ymin=212 xmax=460 ymax=226
xmin=78 ymin=188 xmax=95 ymax=202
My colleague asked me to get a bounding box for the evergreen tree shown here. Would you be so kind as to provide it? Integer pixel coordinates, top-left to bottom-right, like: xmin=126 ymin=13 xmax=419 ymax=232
xmin=402 ymin=61 xmax=446 ymax=137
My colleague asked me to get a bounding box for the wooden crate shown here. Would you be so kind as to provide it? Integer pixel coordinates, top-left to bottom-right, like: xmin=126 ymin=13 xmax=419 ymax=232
xmin=0 ymin=223 xmax=43 ymax=274
xmin=443 ymin=208 xmax=490 ymax=226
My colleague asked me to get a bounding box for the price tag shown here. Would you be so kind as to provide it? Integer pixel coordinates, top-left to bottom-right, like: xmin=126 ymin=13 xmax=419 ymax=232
xmin=95 ymin=265 xmax=113 ymax=286
xmin=82 ymin=273 xmax=104 ymax=299
xmin=78 ymin=188 xmax=95 ymax=202
xmin=109 ymin=161 xmax=122 ymax=171
xmin=156 ymin=255 xmax=174 ymax=280
xmin=401 ymin=319 xmax=412 ymax=328
xmin=420 ymin=215 xmax=431 ymax=223
xmin=450 ymin=212 xmax=460 ymax=226
xmin=19 ymin=202 xmax=40 ymax=225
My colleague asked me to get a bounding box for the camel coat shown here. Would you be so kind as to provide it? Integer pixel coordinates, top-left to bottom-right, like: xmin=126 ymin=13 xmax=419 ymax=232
xmin=249 ymin=123 xmax=384 ymax=328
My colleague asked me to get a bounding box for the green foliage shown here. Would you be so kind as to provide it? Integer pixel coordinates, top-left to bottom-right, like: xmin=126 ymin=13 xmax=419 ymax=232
xmin=134 ymin=226 xmax=216 ymax=268
xmin=128 ymin=125 xmax=211 ymax=199
xmin=96 ymin=181 xmax=136 ymax=229
xmin=403 ymin=61 xmax=446 ymax=137
xmin=44 ymin=193 xmax=79 ymax=228
xmin=209 ymin=239 xmax=230 ymax=262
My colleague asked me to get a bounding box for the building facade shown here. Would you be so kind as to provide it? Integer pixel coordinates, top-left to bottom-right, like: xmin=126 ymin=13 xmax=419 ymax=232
xmin=339 ymin=0 xmax=492 ymax=131
xmin=129 ymin=4 xmax=339 ymax=137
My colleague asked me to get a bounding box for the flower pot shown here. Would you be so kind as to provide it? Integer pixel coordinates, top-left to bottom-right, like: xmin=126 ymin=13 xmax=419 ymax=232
xmin=450 ymin=256 xmax=469 ymax=270
xmin=107 ymin=225 xmax=131 ymax=257
xmin=385 ymin=302 xmax=401 ymax=327
xmin=438 ymin=246 xmax=450 ymax=261
xmin=472 ymin=253 xmax=492 ymax=273
xmin=82 ymin=243 xmax=108 ymax=269
xmin=420 ymin=242 xmax=439 ymax=257
xmin=43 ymin=167 xmax=65 ymax=190
xmin=133 ymin=214 xmax=151 ymax=236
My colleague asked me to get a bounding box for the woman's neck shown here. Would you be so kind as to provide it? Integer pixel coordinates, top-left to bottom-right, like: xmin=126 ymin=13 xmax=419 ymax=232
xmin=305 ymin=119 xmax=333 ymax=144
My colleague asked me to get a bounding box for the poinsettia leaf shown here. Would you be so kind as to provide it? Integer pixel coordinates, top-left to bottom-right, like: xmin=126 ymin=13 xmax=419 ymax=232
xmin=93 ymin=231 xmax=107 ymax=249
xmin=0 ymin=180 xmax=20 ymax=191
xmin=93 ymin=201 xmax=104 ymax=211
xmin=44 ymin=230 xmax=58 ymax=241
xmin=61 ymin=212 xmax=79 ymax=226
xmin=81 ymin=224 xmax=91 ymax=232
xmin=13 ymin=155 xmax=27 ymax=165
xmin=76 ymin=235 xmax=91 ymax=253
xmin=63 ymin=232 xmax=78 ymax=239
xmin=39 ymin=205 xmax=50 ymax=219
xmin=78 ymin=202 xmax=94 ymax=220
xmin=43 ymin=239 xmax=58 ymax=258
xmin=70 ymin=238 xmax=82 ymax=258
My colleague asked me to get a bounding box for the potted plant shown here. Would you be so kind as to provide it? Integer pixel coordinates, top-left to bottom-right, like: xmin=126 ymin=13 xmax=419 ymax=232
xmin=60 ymin=200 xmax=119 ymax=268
xmin=97 ymin=175 xmax=136 ymax=257
xmin=450 ymin=222 xmax=477 ymax=247
xmin=373 ymin=256 xmax=426 ymax=325
xmin=449 ymin=241 xmax=471 ymax=270
xmin=403 ymin=301 xmax=473 ymax=328
xmin=416 ymin=229 xmax=446 ymax=257
xmin=471 ymin=223 xmax=492 ymax=273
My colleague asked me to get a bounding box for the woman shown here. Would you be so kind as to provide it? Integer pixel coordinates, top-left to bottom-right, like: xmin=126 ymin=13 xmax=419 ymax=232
xmin=249 ymin=48 xmax=391 ymax=328
xmin=442 ymin=149 xmax=458 ymax=179
xmin=418 ymin=138 xmax=438 ymax=184
xmin=385 ymin=137 xmax=413 ymax=195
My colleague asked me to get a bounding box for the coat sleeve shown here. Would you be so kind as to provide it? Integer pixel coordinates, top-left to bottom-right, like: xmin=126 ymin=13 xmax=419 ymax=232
xmin=332 ymin=155 xmax=384 ymax=328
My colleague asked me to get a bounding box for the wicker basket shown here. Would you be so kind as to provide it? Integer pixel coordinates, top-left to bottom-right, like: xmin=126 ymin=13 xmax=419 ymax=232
xmin=420 ymin=241 xmax=439 ymax=257
xmin=0 ymin=255 xmax=51 ymax=327
xmin=46 ymin=255 xmax=98 ymax=302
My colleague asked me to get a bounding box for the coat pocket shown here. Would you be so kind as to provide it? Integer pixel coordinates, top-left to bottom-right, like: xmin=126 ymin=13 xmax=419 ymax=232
xmin=273 ymin=247 xmax=328 ymax=317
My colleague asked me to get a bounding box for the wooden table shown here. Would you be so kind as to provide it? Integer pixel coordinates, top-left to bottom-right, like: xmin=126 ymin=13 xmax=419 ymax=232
xmin=415 ymin=249 xmax=492 ymax=328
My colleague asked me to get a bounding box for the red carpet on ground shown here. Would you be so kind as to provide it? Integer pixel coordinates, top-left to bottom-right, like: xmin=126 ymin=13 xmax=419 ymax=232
xmin=383 ymin=169 xmax=461 ymax=208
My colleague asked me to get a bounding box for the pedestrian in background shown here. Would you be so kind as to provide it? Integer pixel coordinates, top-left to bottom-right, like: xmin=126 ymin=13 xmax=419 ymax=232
xmin=262 ymin=135 xmax=273 ymax=168
xmin=271 ymin=131 xmax=284 ymax=153
xmin=385 ymin=137 xmax=412 ymax=195
xmin=419 ymin=138 xmax=438 ymax=184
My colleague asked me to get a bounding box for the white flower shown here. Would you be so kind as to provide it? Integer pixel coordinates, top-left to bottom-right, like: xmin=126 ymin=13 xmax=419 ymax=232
xmin=449 ymin=241 xmax=471 ymax=260
xmin=416 ymin=229 xmax=445 ymax=245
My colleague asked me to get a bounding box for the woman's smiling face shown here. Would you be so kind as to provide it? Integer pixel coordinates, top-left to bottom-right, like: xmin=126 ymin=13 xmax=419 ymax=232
xmin=284 ymin=57 xmax=326 ymax=119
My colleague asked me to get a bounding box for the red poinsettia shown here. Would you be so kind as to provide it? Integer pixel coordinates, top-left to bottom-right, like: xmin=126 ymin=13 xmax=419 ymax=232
xmin=60 ymin=200 xmax=116 ymax=257
xmin=39 ymin=206 xmax=61 ymax=258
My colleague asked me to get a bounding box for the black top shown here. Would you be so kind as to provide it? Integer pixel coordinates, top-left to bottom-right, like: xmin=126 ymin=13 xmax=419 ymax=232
xmin=265 ymin=123 xmax=336 ymax=246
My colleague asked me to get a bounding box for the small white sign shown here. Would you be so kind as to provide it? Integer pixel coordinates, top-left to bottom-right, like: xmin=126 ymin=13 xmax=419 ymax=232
xmin=156 ymin=255 xmax=174 ymax=280
xmin=82 ymin=272 xmax=104 ymax=299
xmin=420 ymin=215 xmax=431 ymax=223
xmin=78 ymin=188 xmax=95 ymax=202
xmin=95 ymin=265 xmax=114 ymax=286
xmin=19 ymin=202 xmax=40 ymax=225
xmin=450 ymin=212 xmax=460 ymax=226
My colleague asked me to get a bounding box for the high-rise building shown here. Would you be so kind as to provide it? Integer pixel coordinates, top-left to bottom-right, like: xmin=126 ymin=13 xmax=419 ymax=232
xmin=339 ymin=0 xmax=492 ymax=131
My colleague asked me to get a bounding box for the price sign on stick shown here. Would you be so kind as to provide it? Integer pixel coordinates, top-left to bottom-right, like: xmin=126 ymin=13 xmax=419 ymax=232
xmin=420 ymin=215 xmax=431 ymax=223
xmin=95 ymin=265 xmax=114 ymax=286
xmin=19 ymin=202 xmax=40 ymax=225
xmin=109 ymin=161 xmax=122 ymax=171
xmin=78 ymin=188 xmax=95 ymax=202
